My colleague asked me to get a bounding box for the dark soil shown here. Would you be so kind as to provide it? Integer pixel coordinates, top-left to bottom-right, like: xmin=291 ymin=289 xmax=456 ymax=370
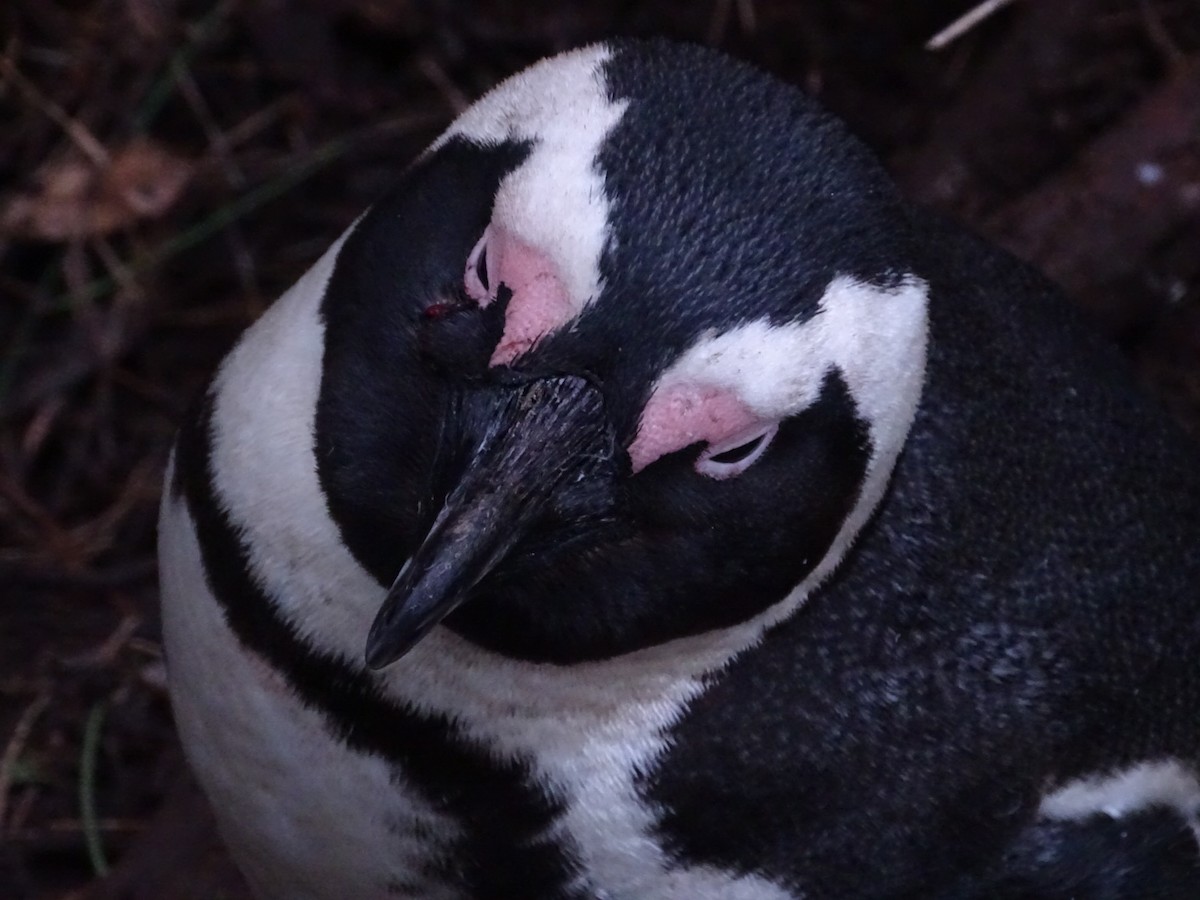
xmin=2 ymin=1 xmax=1198 ymax=897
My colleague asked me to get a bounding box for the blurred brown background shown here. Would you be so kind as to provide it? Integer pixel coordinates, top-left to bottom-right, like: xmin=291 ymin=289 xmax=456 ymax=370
xmin=2 ymin=1 xmax=1199 ymax=897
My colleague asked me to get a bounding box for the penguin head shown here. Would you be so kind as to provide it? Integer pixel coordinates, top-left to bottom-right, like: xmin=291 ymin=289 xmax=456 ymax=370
xmin=312 ymin=41 xmax=929 ymax=666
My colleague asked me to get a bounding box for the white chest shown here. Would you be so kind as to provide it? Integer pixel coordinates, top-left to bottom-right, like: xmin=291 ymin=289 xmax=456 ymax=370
xmin=160 ymin=486 xmax=795 ymax=900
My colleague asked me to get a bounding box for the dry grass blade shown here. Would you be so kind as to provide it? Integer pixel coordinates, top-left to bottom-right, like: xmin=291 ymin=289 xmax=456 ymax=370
xmin=79 ymin=702 xmax=110 ymax=877
xmin=0 ymin=688 xmax=52 ymax=833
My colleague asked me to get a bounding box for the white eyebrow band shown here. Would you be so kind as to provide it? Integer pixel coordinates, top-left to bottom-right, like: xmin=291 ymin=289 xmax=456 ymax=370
xmin=646 ymin=274 xmax=930 ymax=460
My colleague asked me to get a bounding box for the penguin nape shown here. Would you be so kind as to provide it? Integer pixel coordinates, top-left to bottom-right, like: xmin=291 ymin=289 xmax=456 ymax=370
xmin=158 ymin=39 xmax=1200 ymax=900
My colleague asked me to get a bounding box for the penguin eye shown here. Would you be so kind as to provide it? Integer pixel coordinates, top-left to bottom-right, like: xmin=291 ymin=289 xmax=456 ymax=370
xmin=465 ymin=231 xmax=492 ymax=302
xmin=476 ymin=246 xmax=489 ymax=291
xmin=695 ymin=423 xmax=778 ymax=480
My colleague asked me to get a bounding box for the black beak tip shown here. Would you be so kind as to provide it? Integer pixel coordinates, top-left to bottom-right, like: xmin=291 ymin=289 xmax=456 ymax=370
xmin=363 ymin=610 xmax=418 ymax=670
xmin=363 ymin=597 xmax=441 ymax=670
xmin=361 ymin=375 xmax=618 ymax=671
xmin=363 ymin=629 xmax=400 ymax=670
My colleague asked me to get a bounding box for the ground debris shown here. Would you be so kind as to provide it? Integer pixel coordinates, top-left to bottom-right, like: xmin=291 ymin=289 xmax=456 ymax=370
xmin=1 ymin=139 xmax=193 ymax=242
xmin=1 ymin=1 xmax=1198 ymax=898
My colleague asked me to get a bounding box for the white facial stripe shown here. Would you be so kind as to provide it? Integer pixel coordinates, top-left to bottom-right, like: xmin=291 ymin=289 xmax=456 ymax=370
xmin=643 ymin=274 xmax=929 ymax=467
xmin=436 ymin=43 xmax=627 ymax=326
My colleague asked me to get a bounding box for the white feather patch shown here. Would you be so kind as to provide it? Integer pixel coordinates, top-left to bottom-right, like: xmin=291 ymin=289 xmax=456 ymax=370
xmin=649 ymin=274 xmax=928 ymax=460
xmin=435 ymin=43 xmax=627 ymax=323
xmin=1041 ymin=759 xmax=1200 ymax=851
xmin=1041 ymin=759 xmax=1200 ymax=822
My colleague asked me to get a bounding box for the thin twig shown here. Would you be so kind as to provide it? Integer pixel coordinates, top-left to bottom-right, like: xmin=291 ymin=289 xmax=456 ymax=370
xmin=1 ymin=558 xmax=157 ymax=588
xmin=417 ymin=54 xmax=471 ymax=115
xmin=0 ymin=469 xmax=82 ymax=562
xmin=173 ymin=56 xmax=246 ymax=187
xmin=64 ymin=459 xmax=161 ymax=561
xmin=927 ymin=0 xmax=1021 ymax=51
xmin=132 ymin=0 xmax=238 ymax=133
xmin=62 ymin=614 xmax=143 ymax=670
xmin=0 ymin=268 xmax=56 ymax=409
xmin=13 ymin=816 xmax=147 ymax=836
xmin=0 ymin=53 xmax=110 ymax=166
xmin=43 ymin=113 xmax=441 ymax=312
xmin=217 ymin=96 xmax=295 ymax=150
xmin=736 ymin=0 xmax=759 ymax=34
xmin=1138 ymin=0 xmax=1188 ymax=68
xmin=93 ymin=238 xmax=143 ymax=301
xmin=707 ymin=0 xmax=731 ymax=45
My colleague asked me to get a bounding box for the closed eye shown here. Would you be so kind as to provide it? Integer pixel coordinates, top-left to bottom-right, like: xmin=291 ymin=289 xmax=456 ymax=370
xmin=695 ymin=423 xmax=778 ymax=479
xmin=464 ymin=229 xmax=492 ymax=302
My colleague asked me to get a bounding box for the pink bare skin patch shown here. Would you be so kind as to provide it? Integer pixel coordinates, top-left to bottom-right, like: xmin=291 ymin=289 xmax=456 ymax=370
xmin=464 ymin=224 xmax=575 ymax=366
xmin=628 ymin=383 xmax=765 ymax=474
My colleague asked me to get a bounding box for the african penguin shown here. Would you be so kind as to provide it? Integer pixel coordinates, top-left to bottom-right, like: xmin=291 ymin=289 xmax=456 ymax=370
xmin=158 ymin=39 xmax=1200 ymax=899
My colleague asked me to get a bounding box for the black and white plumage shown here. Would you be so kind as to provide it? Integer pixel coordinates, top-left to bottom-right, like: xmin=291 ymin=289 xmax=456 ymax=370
xmin=158 ymin=40 xmax=1200 ymax=899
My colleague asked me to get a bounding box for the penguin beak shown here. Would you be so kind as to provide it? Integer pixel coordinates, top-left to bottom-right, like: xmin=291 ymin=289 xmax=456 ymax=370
xmin=364 ymin=375 xmax=618 ymax=669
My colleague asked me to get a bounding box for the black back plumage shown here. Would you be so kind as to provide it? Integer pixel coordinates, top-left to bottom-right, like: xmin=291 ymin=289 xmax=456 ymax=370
xmin=647 ymin=211 xmax=1200 ymax=895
